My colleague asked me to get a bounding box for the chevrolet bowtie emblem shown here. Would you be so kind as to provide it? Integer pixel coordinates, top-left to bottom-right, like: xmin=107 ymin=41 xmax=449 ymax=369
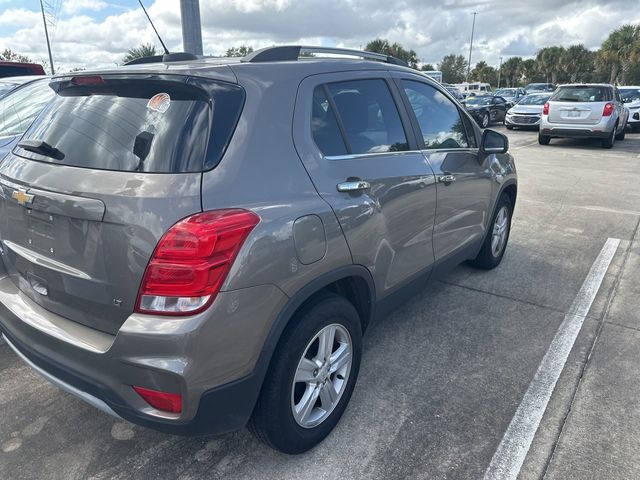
xmin=12 ymin=189 xmax=34 ymax=206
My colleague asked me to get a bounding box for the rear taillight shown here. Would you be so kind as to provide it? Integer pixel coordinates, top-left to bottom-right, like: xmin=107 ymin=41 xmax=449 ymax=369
xmin=602 ymin=103 xmax=614 ymax=117
xmin=543 ymin=102 xmax=549 ymax=115
xmin=133 ymin=386 xmax=182 ymax=413
xmin=135 ymin=209 xmax=260 ymax=316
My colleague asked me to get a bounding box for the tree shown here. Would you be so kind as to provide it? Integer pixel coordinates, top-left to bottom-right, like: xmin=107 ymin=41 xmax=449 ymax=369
xmin=561 ymin=44 xmax=595 ymax=83
xmin=420 ymin=63 xmax=435 ymax=71
xmin=0 ymin=49 xmax=32 ymax=63
xmin=501 ymin=57 xmax=523 ymax=87
xmin=365 ymin=39 xmax=419 ymax=69
xmin=121 ymin=43 xmax=157 ymax=64
xmin=536 ymin=46 xmax=565 ymax=84
xmin=225 ymin=45 xmax=254 ymax=57
xmin=438 ymin=54 xmax=467 ymax=83
xmin=601 ymin=24 xmax=640 ymax=84
xmin=520 ymin=58 xmax=540 ymax=84
xmin=471 ymin=60 xmax=497 ymax=85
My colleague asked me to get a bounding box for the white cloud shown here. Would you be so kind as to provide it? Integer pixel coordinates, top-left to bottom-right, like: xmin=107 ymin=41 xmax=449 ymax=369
xmin=0 ymin=0 xmax=639 ymax=72
xmin=62 ymin=0 xmax=108 ymax=15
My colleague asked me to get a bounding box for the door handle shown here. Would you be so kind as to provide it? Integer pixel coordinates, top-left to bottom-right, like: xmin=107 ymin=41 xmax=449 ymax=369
xmin=337 ymin=180 xmax=370 ymax=193
xmin=438 ymin=174 xmax=456 ymax=185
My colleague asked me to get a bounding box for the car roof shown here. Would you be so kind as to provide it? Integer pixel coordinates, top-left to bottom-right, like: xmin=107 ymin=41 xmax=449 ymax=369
xmin=619 ymin=86 xmax=640 ymax=89
xmin=0 ymin=75 xmax=47 ymax=85
xmin=557 ymin=83 xmax=613 ymax=88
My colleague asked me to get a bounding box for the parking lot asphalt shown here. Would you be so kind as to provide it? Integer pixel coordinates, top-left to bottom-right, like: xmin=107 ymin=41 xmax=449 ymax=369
xmin=1 ymin=126 xmax=639 ymax=480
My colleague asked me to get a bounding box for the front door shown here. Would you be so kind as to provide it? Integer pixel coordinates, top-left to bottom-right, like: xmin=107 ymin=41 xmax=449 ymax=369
xmin=294 ymin=72 xmax=438 ymax=296
xmin=393 ymin=74 xmax=493 ymax=262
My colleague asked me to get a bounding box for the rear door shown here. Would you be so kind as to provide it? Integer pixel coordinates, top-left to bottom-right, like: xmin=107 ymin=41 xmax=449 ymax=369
xmin=392 ymin=73 xmax=493 ymax=263
xmin=0 ymin=73 xmax=244 ymax=334
xmin=548 ymin=85 xmax=611 ymax=125
xmin=294 ymin=71 xmax=438 ymax=296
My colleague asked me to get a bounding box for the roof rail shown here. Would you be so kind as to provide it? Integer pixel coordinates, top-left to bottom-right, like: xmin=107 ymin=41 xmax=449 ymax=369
xmin=242 ymin=46 xmax=409 ymax=67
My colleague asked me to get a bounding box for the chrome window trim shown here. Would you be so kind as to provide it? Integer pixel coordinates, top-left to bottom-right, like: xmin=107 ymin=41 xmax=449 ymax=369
xmin=325 ymin=147 xmax=479 ymax=161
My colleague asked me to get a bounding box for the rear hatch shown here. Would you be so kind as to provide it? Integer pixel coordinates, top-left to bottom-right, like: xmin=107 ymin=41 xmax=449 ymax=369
xmin=548 ymin=85 xmax=611 ymax=125
xmin=0 ymin=73 xmax=244 ymax=334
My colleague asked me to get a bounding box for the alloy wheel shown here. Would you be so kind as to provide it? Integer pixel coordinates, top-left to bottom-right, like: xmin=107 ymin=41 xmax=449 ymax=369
xmin=291 ymin=323 xmax=353 ymax=428
xmin=491 ymin=206 xmax=510 ymax=257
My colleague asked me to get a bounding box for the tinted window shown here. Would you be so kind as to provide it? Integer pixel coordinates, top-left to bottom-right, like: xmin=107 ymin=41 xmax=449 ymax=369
xmin=311 ymin=86 xmax=348 ymax=156
xmin=326 ymin=79 xmax=408 ymax=154
xmin=0 ymin=80 xmax=53 ymax=138
xmin=551 ymin=86 xmax=610 ymax=103
xmin=16 ymin=76 xmax=244 ymax=173
xmin=0 ymin=66 xmax=32 ymax=78
xmin=402 ymin=80 xmax=469 ymax=149
xmin=518 ymin=94 xmax=550 ymax=105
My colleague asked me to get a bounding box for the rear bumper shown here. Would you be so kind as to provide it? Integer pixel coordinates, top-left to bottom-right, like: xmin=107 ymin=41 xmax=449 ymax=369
xmin=540 ymin=117 xmax=614 ymax=138
xmin=0 ymin=271 xmax=287 ymax=436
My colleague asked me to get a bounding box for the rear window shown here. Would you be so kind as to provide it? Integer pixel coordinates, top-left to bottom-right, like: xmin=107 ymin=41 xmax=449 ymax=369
xmin=15 ymin=75 xmax=244 ymax=173
xmin=551 ymin=86 xmax=611 ymax=103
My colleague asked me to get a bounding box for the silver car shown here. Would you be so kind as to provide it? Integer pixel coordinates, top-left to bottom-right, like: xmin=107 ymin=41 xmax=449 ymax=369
xmin=619 ymin=86 xmax=640 ymax=133
xmin=505 ymin=93 xmax=551 ymax=129
xmin=539 ymin=84 xmax=629 ymax=148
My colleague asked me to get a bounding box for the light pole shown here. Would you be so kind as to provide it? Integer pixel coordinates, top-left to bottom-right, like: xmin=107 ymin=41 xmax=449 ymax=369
xmin=39 ymin=0 xmax=55 ymax=74
xmin=180 ymin=0 xmax=203 ymax=55
xmin=497 ymin=56 xmax=503 ymax=88
xmin=466 ymin=12 xmax=477 ymax=82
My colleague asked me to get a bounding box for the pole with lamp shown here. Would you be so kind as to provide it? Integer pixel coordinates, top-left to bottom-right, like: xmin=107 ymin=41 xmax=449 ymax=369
xmin=39 ymin=0 xmax=55 ymax=75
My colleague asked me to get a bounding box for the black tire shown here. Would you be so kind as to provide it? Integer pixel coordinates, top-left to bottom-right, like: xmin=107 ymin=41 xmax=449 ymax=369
xmin=469 ymin=193 xmax=513 ymax=270
xmin=248 ymin=293 xmax=362 ymax=454
xmin=481 ymin=112 xmax=490 ymax=128
xmin=506 ymin=125 xmax=514 ymax=130
xmin=538 ymin=133 xmax=551 ymax=145
xmin=602 ymin=126 xmax=616 ymax=148
xmin=615 ymin=124 xmax=626 ymax=141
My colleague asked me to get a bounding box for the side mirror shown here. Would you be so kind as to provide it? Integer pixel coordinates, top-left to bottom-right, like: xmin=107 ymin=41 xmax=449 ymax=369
xmin=481 ymin=129 xmax=509 ymax=154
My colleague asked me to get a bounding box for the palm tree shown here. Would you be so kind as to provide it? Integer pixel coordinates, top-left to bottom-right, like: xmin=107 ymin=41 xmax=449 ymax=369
xmin=561 ymin=45 xmax=594 ymax=83
xmin=365 ymin=39 xmax=419 ymax=69
xmin=536 ymin=46 xmax=565 ymax=84
xmin=601 ymin=25 xmax=640 ymax=84
xmin=122 ymin=43 xmax=157 ymax=64
xmin=501 ymin=57 xmax=523 ymax=87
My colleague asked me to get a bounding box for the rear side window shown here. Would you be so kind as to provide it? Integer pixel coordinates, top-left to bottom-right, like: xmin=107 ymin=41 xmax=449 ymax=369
xmin=551 ymin=86 xmax=611 ymax=103
xmin=312 ymin=79 xmax=409 ymax=156
xmin=0 ymin=80 xmax=53 ymax=138
xmin=311 ymin=87 xmax=348 ymax=156
xmin=402 ymin=80 xmax=469 ymax=149
xmin=15 ymin=76 xmax=244 ymax=173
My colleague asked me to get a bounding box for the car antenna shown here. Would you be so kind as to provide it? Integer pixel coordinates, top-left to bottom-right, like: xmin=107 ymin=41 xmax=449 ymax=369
xmin=138 ymin=0 xmax=170 ymax=55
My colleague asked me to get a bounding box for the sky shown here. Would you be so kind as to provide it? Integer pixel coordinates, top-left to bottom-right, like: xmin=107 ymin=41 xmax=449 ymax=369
xmin=1 ymin=0 xmax=639 ymax=72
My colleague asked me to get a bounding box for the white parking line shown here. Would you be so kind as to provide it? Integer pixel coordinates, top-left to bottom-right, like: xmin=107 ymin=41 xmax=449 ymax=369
xmin=483 ymin=237 xmax=620 ymax=480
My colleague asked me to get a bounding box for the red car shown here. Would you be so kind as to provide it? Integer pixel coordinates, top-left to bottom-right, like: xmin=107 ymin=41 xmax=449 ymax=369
xmin=0 ymin=61 xmax=46 ymax=78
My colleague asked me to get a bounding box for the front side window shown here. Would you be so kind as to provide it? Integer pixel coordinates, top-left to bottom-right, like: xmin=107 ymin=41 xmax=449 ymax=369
xmin=0 ymin=80 xmax=53 ymax=138
xmin=402 ymin=80 xmax=469 ymax=150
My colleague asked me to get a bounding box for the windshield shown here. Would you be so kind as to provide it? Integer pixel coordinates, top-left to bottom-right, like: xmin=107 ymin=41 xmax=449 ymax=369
xmin=465 ymin=96 xmax=493 ymax=106
xmin=0 ymin=79 xmax=53 ymax=138
xmin=517 ymin=94 xmax=551 ymax=105
xmin=495 ymin=89 xmax=516 ymax=96
xmin=16 ymin=75 xmax=244 ymax=173
xmin=620 ymin=88 xmax=640 ymax=102
xmin=551 ymin=86 xmax=610 ymax=103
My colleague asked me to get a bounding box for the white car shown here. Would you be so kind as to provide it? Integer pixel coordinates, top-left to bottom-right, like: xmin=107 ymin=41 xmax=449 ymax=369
xmin=504 ymin=93 xmax=551 ymax=129
xmin=619 ymin=86 xmax=640 ymax=132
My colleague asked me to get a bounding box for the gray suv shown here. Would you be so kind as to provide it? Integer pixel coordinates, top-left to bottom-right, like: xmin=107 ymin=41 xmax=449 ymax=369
xmin=0 ymin=46 xmax=517 ymax=453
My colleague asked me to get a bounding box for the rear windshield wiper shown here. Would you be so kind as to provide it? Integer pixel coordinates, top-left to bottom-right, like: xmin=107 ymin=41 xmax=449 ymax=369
xmin=17 ymin=139 xmax=65 ymax=160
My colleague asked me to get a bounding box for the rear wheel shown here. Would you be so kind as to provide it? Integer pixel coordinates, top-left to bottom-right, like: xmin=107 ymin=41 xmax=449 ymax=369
xmin=249 ymin=293 xmax=362 ymax=453
xmin=615 ymin=122 xmax=626 ymax=141
xmin=602 ymin=125 xmax=616 ymax=148
xmin=538 ymin=133 xmax=551 ymax=145
xmin=469 ymin=193 xmax=512 ymax=270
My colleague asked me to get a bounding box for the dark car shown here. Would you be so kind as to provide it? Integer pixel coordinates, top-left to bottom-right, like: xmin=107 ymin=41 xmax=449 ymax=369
xmin=0 ymin=77 xmax=53 ymax=158
xmin=442 ymin=83 xmax=465 ymax=101
xmin=0 ymin=62 xmax=46 ymax=79
xmin=464 ymin=95 xmax=511 ymax=128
